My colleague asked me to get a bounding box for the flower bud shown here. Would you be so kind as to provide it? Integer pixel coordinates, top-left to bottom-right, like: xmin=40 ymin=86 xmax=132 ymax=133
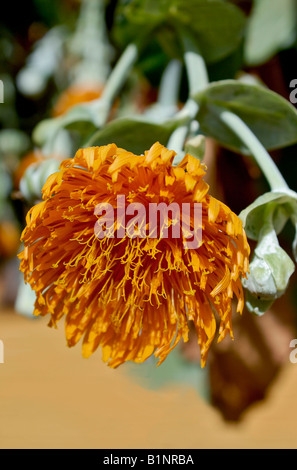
xmin=243 ymin=223 xmax=295 ymax=314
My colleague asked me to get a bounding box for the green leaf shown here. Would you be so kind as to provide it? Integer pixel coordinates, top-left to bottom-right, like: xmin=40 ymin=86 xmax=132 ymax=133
xmin=113 ymin=0 xmax=168 ymax=47
xmin=239 ymin=189 xmax=297 ymax=241
xmin=0 ymin=129 xmax=30 ymax=156
xmin=86 ymin=115 xmax=183 ymax=154
xmin=245 ymin=0 xmax=296 ymax=66
xmin=33 ymin=101 xmax=108 ymax=147
xmin=208 ymin=44 xmax=244 ymax=82
xmin=114 ymin=0 xmax=246 ymax=64
xmin=172 ymin=0 xmax=246 ymax=64
xmin=193 ymin=80 xmax=297 ymax=154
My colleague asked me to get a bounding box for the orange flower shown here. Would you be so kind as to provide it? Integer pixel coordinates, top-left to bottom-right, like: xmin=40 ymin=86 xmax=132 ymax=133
xmin=0 ymin=221 xmax=20 ymax=258
xmin=52 ymin=82 xmax=104 ymax=117
xmin=19 ymin=142 xmax=250 ymax=368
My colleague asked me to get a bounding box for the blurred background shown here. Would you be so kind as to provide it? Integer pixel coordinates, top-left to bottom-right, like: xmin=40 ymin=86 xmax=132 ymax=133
xmin=1 ymin=0 xmax=297 ymax=449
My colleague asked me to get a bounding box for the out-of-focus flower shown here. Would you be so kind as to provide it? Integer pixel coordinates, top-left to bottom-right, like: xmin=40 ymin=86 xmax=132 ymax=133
xmin=19 ymin=142 xmax=249 ymax=368
xmin=52 ymin=82 xmax=104 ymax=117
xmin=0 ymin=221 xmax=20 ymax=258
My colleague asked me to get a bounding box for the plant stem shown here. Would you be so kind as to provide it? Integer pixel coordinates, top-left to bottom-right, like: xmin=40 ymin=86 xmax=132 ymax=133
xmin=220 ymin=110 xmax=289 ymax=191
xmin=101 ymin=43 xmax=138 ymax=104
xmin=180 ymin=35 xmax=288 ymax=192
xmin=167 ymin=125 xmax=189 ymax=154
xmin=182 ymin=33 xmax=209 ymax=96
xmin=172 ymin=34 xmax=209 ymax=123
xmin=168 ymin=33 xmax=209 ymax=163
xmin=158 ymin=59 xmax=182 ymax=108
xmin=145 ymin=59 xmax=182 ymax=122
xmin=174 ymin=99 xmax=199 ymax=122
xmin=97 ymin=43 xmax=139 ymax=124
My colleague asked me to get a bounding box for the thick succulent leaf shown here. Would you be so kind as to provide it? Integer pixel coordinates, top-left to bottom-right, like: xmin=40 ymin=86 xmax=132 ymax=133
xmin=193 ymin=80 xmax=297 ymax=153
xmin=114 ymin=0 xmax=246 ymax=63
xmin=33 ymin=101 xmax=107 ymax=147
xmin=0 ymin=129 xmax=30 ymax=156
xmin=245 ymin=0 xmax=296 ymax=66
xmin=239 ymin=190 xmax=297 ymax=241
xmin=86 ymin=115 xmax=183 ymax=154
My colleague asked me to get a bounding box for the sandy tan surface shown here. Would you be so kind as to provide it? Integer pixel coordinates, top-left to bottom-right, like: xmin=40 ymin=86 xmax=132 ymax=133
xmin=1 ymin=308 xmax=297 ymax=449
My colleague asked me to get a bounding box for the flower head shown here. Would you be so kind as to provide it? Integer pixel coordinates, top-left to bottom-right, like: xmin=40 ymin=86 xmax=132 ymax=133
xmin=19 ymin=142 xmax=250 ymax=368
